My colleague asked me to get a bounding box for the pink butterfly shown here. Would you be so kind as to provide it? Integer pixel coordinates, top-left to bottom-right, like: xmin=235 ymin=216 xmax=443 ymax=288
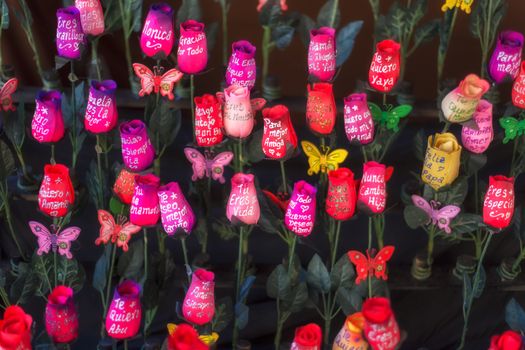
xmin=95 ymin=210 xmax=141 ymax=252
xmin=411 ymin=195 xmax=461 ymax=234
xmin=132 ymin=63 xmax=183 ymax=100
xmin=0 ymin=78 xmax=18 ymax=112
xmin=29 ymin=221 xmax=81 ymax=259
xmin=184 ymin=147 xmax=234 ymax=184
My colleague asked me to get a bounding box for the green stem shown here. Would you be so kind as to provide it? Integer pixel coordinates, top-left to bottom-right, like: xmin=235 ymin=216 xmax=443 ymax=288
xmin=190 ymin=75 xmax=196 ymax=144
xmin=0 ymin=287 xmax=9 ymax=307
xmin=70 ymin=61 xmax=78 ymax=172
xmin=237 ymin=138 xmax=243 ymax=173
xmin=279 ymin=160 xmax=288 ymax=195
xmin=458 ymin=233 xmax=493 ymax=350
xmin=368 ymin=216 xmax=373 ymax=298
xmin=221 ymin=0 xmax=229 ymax=66
xmin=427 ymin=225 xmax=436 ymax=267
xmin=102 ymin=244 xmax=117 ymax=325
xmin=373 ymin=215 xmax=384 ymax=249
xmin=437 ymin=8 xmax=458 ymax=83
xmin=382 ymin=93 xmax=387 ymax=107
xmin=124 ymin=339 xmax=128 ymax=350
xmin=51 ymin=144 xmax=55 ymax=164
xmin=96 ymin=135 xmax=104 ymax=209
xmin=1 ymin=186 xmax=26 ymax=260
xmin=233 ymin=225 xmax=246 ymax=349
xmin=92 ymin=39 xmax=102 ymax=81
xmin=262 ymin=26 xmax=273 ymax=87
xmin=180 ymin=237 xmax=191 ymax=284
xmin=288 ymin=233 xmax=297 ymax=274
xmin=53 ymin=250 xmax=57 ymax=288
xmin=441 ymin=122 xmax=451 ymax=133
xmin=40 ymin=255 xmax=53 ymax=293
xmin=143 ymin=228 xmax=148 ymax=283
xmin=118 ymin=0 xmax=134 ymax=82
xmin=330 ymin=220 xmax=342 ymax=269
xmin=274 ymin=302 xmax=283 ymax=350
xmin=510 ymin=137 xmax=519 ymax=177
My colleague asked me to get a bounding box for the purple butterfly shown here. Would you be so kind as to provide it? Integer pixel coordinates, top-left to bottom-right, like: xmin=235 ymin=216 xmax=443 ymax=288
xmin=411 ymin=195 xmax=461 ymax=234
xmin=29 ymin=221 xmax=81 ymax=259
xmin=184 ymin=147 xmax=234 ymax=184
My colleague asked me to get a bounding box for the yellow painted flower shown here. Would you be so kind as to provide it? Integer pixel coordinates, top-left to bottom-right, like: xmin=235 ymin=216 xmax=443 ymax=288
xmin=441 ymin=0 xmax=474 ymax=14
xmin=421 ymin=133 xmax=462 ymax=190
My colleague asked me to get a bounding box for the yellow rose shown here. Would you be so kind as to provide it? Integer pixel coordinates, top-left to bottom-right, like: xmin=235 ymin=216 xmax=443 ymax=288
xmin=421 ymin=133 xmax=462 ymax=190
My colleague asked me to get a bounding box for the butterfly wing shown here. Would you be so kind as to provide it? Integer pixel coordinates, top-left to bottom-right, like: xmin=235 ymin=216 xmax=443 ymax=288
xmin=133 ymin=63 xmax=155 ymax=97
xmin=436 ymin=205 xmax=461 ymax=234
xmin=29 ymin=221 xmax=53 ymax=256
xmin=199 ymin=333 xmax=219 ymax=346
xmin=301 ymin=141 xmax=322 ymax=175
xmin=411 ymin=195 xmax=433 ymax=224
xmin=325 ymin=149 xmax=349 ymax=172
xmin=184 ymin=148 xmax=207 ymax=181
xmin=386 ymin=105 xmax=412 ymax=132
xmin=499 ymin=117 xmax=519 ymax=144
xmin=368 ymin=102 xmax=383 ymax=123
xmin=210 ymin=151 xmax=234 ymax=184
xmin=96 ymin=209 xmax=117 ymax=246
xmin=159 ymin=68 xmax=184 ymax=101
xmin=56 ymin=226 xmax=81 ymax=259
xmin=0 ymin=78 xmax=18 ymax=111
xmin=347 ymin=250 xmax=370 ymax=284
xmin=371 ymin=245 xmax=395 ymax=281
xmin=116 ymin=222 xmax=142 ymax=252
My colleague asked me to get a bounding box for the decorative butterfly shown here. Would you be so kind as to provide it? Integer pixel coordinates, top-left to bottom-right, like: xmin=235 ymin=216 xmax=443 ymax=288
xmin=499 ymin=116 xmax=525 ymax=144
xmin=29 ymin=221 xmax=81 ymax=259
xmin=132 ymin=63 xmax=184 ymax=101
xmin=184 ymin=148 xmax=234 ymax=184
xmin=301 ymin=140 xmax=348 ymax=175
xmin=167 ymin=324 xmax=219 ymax=345
xmin=411 ymin=195 xmax=461 ymax=234
xmin=95 ymin=210 xmax=141 ymax=252
xmin=0 ymin=78 xmax=17 ymax=112
xmin=347 ymin=246 xmax=395 ymax=284
xmin=368 ymin=102 xmax=412 ymax=132
xmin=262 ymin=190 xmax=290 ymax=212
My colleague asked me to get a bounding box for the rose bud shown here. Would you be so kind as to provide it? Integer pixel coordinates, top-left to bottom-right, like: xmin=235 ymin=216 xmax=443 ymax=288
xmin=344 ymin=93 xmax=375 ymax=145
xmin=226 ymin=40 xmax=257 ymax=90
xmin=489 ymin=330 xmax=523 ymax=350
xmin=158 ymin=182 xmax=195 ymax=235
xmin=56 ymin=7 xmax=86 ymax=60
xmin=45 ymin=286 xmax=78 ymax=344
xmin=489 ymin=31 xmax=524 ymax=84
xmin=441 ymin=74 xmax=490 ymax=123
xmin=358 ymin=161 xmax=394 ymax=214
xmin=333 ymin=312 xmax=368 ymax=350
xmin=75 ymin=0 xmax=105 ymax=36
xmin=84 ymin=80 xmax=118 ymax=134
xmin=326 ymin=168 xmax=357 ymax=221
xmin=285 ymin=180 xmax=317 ymax=237
xmin=113 ymin=169 xmax=137 ymax=205
xmin=0 ymin=306 xmax=33 ymax=350
xmin=39 ymin=164 xmax=75 ymax=218
xmin=512 ymin=61 xmax=525 ymax=109
xmin=483 ymin=175 xmax=515 ymax=230
xmin=290 ymin=323 xmax=322 ymax=350
xmin=32 ymin=90 xmax=65 ymax=143
xmin=106 ymin=280 xmax=142 ymax=340
xmin=226 ymin=173 xmax=260 ymax=225
xmin=194 ymin=94 xmax=223 ymax=147
xmin=178 ymin=20 xmax=207 ymax=75
xmin=120 ymin=120 xmax=156 ymax=172
xmin=368 ymin=39 xmax=401 ymax=93
xmin=182 ymin=269 xmax=215 ymax=326
xmin=461 ymin=100 xmax=493 ymax=154
xmin=306 ymin=82 xmax=336 ymax=135
xmin=218 ymin=84 xmax=266 ymax=139
xmin=140 ymin=3 xmax=174 ymax=58
xmin=130 ymin=174 xmax=160 ymax=227
xmin=362 ymin=297 xmax=400 ymax=350
xmin=421 ymin=133 xmax=462 ymax=190
xmin=262 ymin=105 xmax=298 ymax=160
xmin=308 ymin=27 xmax=336 ymax=82
xmin=257 ymin=0 xmax=288 ymax=11
xmin=167 ymin=323 xmax=209 ymax=350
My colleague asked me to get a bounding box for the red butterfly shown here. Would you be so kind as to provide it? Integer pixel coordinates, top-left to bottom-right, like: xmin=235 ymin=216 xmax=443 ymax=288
xmin=347 ymin=246 xmax=395 ymax=284
xmin=132 ymin=63 xmax=183 ymax=101
xmin=262 ymin=190 xmax=290 ymax=212
xmin=0 ymin=78 xmax=18 ymax=111
xmin=95 ymin=210 xmax=141 ymax=251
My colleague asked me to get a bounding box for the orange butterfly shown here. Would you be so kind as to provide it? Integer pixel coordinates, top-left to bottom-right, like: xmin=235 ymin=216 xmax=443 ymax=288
xmin=0 ymin=78 xmax=18 ymax=112
xmin=95 ymin=210 xmax=141 ymax=252
xmin=347 ymin=246 xmax=395 ymax=284
xmin=132 ymin=63 xmax=183 ymax=101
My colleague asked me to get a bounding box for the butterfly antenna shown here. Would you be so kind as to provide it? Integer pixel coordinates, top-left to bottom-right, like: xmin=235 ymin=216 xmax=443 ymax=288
xmin=153 ymin=65 xmax=164 ymax=76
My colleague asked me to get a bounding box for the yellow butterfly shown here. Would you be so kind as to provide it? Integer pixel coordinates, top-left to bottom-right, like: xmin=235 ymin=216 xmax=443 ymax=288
xmin=301 ymin=140 xmax=348 ymax=175
xmin=167 ymin=323 xmax=219 ymax=345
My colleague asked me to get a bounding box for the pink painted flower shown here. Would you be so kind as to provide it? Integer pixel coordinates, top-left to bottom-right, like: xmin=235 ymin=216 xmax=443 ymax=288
xmin=178 ymin=20 xmax=207 ymax=74
xmin=75 ymin=0 xmax=105 ymax=36
xmin=120 ymin=120 xmax=155 ymax=172
xmin=56 ymin=7 xmax=86 ymax=60
xmin=441 ymin=74 xmax=490 ymax=123
xmin=226 ymin=173 xmax=260 ymax=225
xmin=45 ymin=286 xmax=78 ymax=344
xmin=130 ymin=174 xmax=160 ymax=227
xmin=182 ymin=269 xmax=215 ymax=325
xmin=32 ymin=90 xmax=64 ymax=143
xmin=285 ymin=181 xmax=317 ymax=237
xmin=140 ymin=3 xmax=174 ymax=58
xmin=358 ymin=161 xmax=394 ymax=214
xmin=257 ymin=0 xmax=288 ymax=12
xmin=344 ymin=93 xmax=374 ymax=145
xmin=225 ymin=40 xmax=257 ymax=90
xmin=308 ymin=27 xmax=336 ymax=82
xmin=84 ymin=80 xmax=118 ymax=134
xmin=158 ymin=182 xmax=195 ymax=235
xmin=461 ymin=99 xmax=493 ymax=154
xmin=106 ymin=280 xmax=142 ymax=340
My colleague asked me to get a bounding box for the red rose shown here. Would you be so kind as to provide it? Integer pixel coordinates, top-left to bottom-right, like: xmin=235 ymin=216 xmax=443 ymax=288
xmin=45 ymin=286 xmax=78 ymax=344
xmin=489 ymin=330 xmax=523 ymax=350
xmin=0 ymin=306 xmax=32 ymax=350
xmin=292 ymin=323 xmax=322 ymax=349
xmin=306 ymin=82 xmax=336 ymax=135
xmin=262 ymin=104 xmax=298 ymax=159
xmin=38 ymin=164 xmax=75 ymax=218
xmin=326 ymin=167 xmax=357 ymax=221
xmin=483 ymin=175 xmax=515 ymax=230
xmin=167 ymin=323 xmax=208 ymax=350
xmin=362 ymin=297 xmax=400 ymax=350
xmin=368 ymin=39 xmax=401 ymax=93
xmin=362 ymin=297 xmax=392 ymax=324
xmin=194 ymin=94 xmax=223 ymax=147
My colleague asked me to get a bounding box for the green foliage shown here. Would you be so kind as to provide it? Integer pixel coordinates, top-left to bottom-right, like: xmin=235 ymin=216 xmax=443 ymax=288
xmin=307 ymin=254 xmax=331 ymax=293
xmin=506 ymin=298 xmax=525 ymax=332
xmin=149 ymin=102 xmax=182 ymax=156
xmin=335 ymin=286 xmax=362 ymax=315
xmin=212 ymin=219 xmax=238 ymax=241
xmin=117 ymin=240 xmax=144 ymax=281
xmin=1 ymin=0 xmax=9 ymax=30
xmin=336 ymin=21 xmax=363 ymax=67
xmin=317 ymin=0 xmax=340 ymax=28
xmin=177 ymin=0 xmax=202 ymax=28
xmin=0 ymin=139 xmax=15 ymax=181
xmin=86 ymin=160 xmax=107 ymax=209
xmin=403 ymin=205 xmax=429 ymax=229
xmin=438 ymin=213 xmax=483 ymax=238
xmin=93 ymin=244 xmax=112 ymax=293
xmin=330 ymin=255 xmax=355 ymax=291
xmin=423 ymin=176 xmax=469 ymax=206
xmin=3 ymin=103 xmax=26 ymax=150
xmin=212 ymin=297 xmax=233 ymax=333
xmin=469 ymin=0 xmax=506 ymax=47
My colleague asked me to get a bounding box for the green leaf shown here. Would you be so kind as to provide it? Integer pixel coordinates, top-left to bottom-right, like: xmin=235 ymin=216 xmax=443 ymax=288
xmin=176 ymin=0 xmax=202 ymax=28
xmin=93 ymin=245 xmax=112 ymax=293
xmin=212 ymin=219 xmax=238 ymax=241
xmin=234 ymin=302 xmax=249 ymax=330
xmin=272 ymin=24 xmax=295 ymax=50
xmin=129 ymin=0 xmax=143 ymax=33
xmin=317 ymin=0 xmax=340 ymax=28
xmin=10 ymin=261 xmax=37 ymax=304
xmin=505 ymin=298 xmax=525 ymax=331
xmin=297 ymin=14 xmax=315 ymax=47
xmin=258 ymin=0 xmax=281 ymax=27
xmin=3 ymin=102 xmax=26 ymax=149
xmin=403 ymin=205 xmax=429 ymax=229
xmin=426 ymin=176 xmax=469 ymax=206
xmin=0 ymin=139 xmax=15 ymax=181
xmin=1 ymin=0 xmax=9 ymax=30
xmin=442 ymin=213 xmax=483 ymax=237
xmin=117 ymin=240 xmax=144 ymax=281
xmin=336 ymin=286 xmax=362 ymax=315
xmin=58 ymin=256 xmax=85 ymax=292
xmin=330 ymin=255 xmax=355 ymax=290
xmin=266 ymin=264 xmax=291 ymax=299
xmin=368 ymin=102 xmax=383 ymax=122
xmin=283 ymin=282 xmax=308 ymax=313
xmin=246 ymin=129 xmax=265 ymax=164
xmin=472 ymin=265 xmax=486 ymax=298
xmin=335 ymin=21 xmax=363 ymax=67
xmin=103 ymin=0 xmax=122 ymax=33
xmin=462 ymin=152 xmax=487 ymax=176
xmin=412 ymin=19 xmax=439 ymax=53
xmin=212 ymin=297 xmax=233 ymax=333
xmin=306 ymin=254 xmax=331 ymax=293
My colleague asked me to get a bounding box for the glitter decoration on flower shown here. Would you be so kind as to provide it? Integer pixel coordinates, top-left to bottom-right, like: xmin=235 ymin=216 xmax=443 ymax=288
xmin=45 ymin=286 xmax=79 ymax=344
xmin=194 ymin=94 xmax=223 ymax=147
xmin=56 ymin=7 xmax=86 ymax=60
xmin=0 ymin=77 xmax=17 ymax=112
xmin=84 ymin=80 xmax=118 ymax=134
xmin=347 ymin=246 xmax=395 ymax=284
xmin=113 ymin=169 xmax=137 ymax=205
xmin=358 ymin=161 xmax=394 ymax=214
xmin=130 ymin=174 xmax=160 ymax=227
xmin=178 ymin=20 xmax=207 ymax=75
xmin=483 ymin=175 xmax=515 ymax=230
xmin=421 ymin=133 xmax=461 ymax=190
xmin=441 ymin=0 xmax=474 ymax=14
xmin=308 ymin=27 xmax=336 ymax=82
xmin=488 ymin=31 xmax=523 ymax=84
xmin=226 ymin=40 xmax=257 ymax=90
xmin=184 ymin=148 xmax=233 ymax=184
xmin=306 ymin=82 xmax=336 ymax=135
xmin=0 ymin=306 xmax=33 ymax=350
xmin=290 ymin=323 xmax=322 ymax=350
xmin=512 ymin=61 xmax=525 ymax=109
xmin=133 ymin=63 xmax=183 ymax=101
xmin=362 ymin=297 xmax=400 ymax=350
xmin=326 ymin=168 xmax=357 ymax=221
xmin=75 ymin=0 xmax=105 ymax=36
xmin=158 ymin=182 xmax=196 ymax=235
xmin=344 ymin=93 xmax=374 ymax=145
xmin=368 ymin=102 xmax=412 ymax=132
xmin=226 ymin=173 xmax=260 ymax=225
xmin=285 ymin=180 xmax=317 ymax=237
xmin=411 ymin=195 xmax=460 ymax=234
xmin=262 ymin=105 xmax=298 ymax=159
xmin=38 ymin=164 xmax=75 ymax=218
xmin=333 ymin=313 xmax=368 ymax=350
xmin=106 ymin=280 xmax=142 ymax=340
xmin=182 ymin=269 xmax=215 ymax=325
xmin=301 ymin=140 xmax=348 ymax=176
xmin=488 ymin=330 xmax=523 ymax=350
xmin=167 ymin=323 xmax=216 ymax=350
xmin=29 ymin=221 xmax=80 ymax=259
xmin=32 ymin=90 xmax=65 ymax=143
xmin=368 ymin=39 xmax=401 ymax=93
xmin=120 ymin=119 xmax=155 ymax=172
xmin=441 ymin=74 xmax=490 ymax=123
xmin=461 ymin=100 xmax=493 ymax=153
xmin=95 ymin=210 xmax=141 ymax=252
xmin=140 ymin=3 xmax=174 ymax=58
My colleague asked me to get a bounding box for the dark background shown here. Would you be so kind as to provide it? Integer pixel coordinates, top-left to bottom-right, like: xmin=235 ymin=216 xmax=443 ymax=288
xmin=2 ymin=0 xmax=525 ymax=349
